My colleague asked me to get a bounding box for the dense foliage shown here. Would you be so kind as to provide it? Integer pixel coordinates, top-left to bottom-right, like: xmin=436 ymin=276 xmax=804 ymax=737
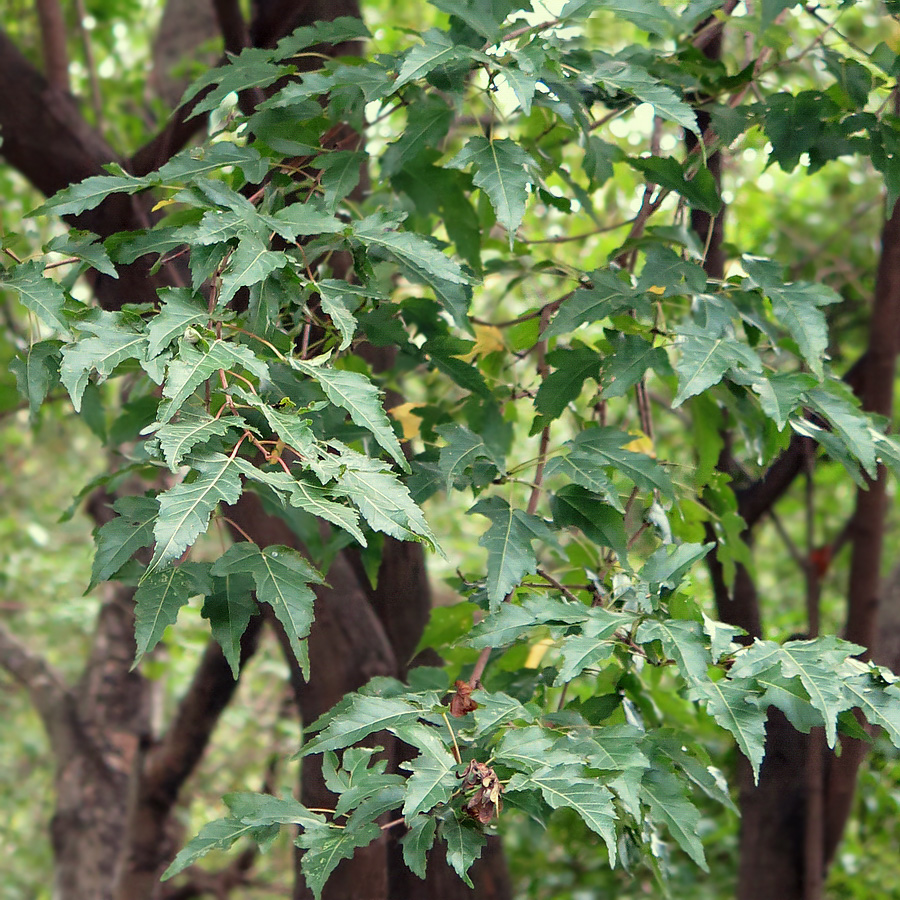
xmin=3 ymin=1 xmax=900 ymax=897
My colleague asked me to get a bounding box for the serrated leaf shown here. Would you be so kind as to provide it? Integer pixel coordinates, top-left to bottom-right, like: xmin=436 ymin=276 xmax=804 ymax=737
xmin=182 ymin=49 xmax=287 ymax=118
xmin=161 ymin=339 xmax=269 ymax=422
xmin=60 ymin=313 xmax=148 ymax=410
xmin=353 ymin=215 xmax=468 ymax=285
xmin=641 ymin=769 xmax=707 ymax=869
xmin=436 ymin=423 xmax=500 ymax=489
xmin=150 ymin=453 xmax=244 ymax=570
xmin=554 ymin=609 xmax=631 ymax=684
xmin=47 ymin=230 xmax=118 ymax=278
xmin=595 ymin=61 xmax=698 ymax=133
xmin=10 ymin=340 xmax=61 ymax=416
xmin=470 ymin=689 xmax=536 ymax=734
xmin=749 ymin=372 xmax=817 ymax=429
xmin=469 ymin=497 xmax=555 ymax=606
xmin=629 ymin=156 xmax=721 ymax=214
xmin=544 ymin=269 xmax=641 ymax=338
xmin=673 ymin=324 xmax=762 ymax=407
xmin=395 ymin=29 xmax=467 ymax=88
xmin=315 ymin=150 xmax=367 ymax=212
xmin=842 ymin=673 xmax=900 ymax=744
xmin=202 ymin=573 xmax=258 ymax=679
xmin=90 ymin=495 xmax=158 ymax=590
xmin=325 ymin=446 xmax=437 ymax=549
xmin=507 ymin=766 xmax=617 ymax=863
xmin=640 ymin=542 xmax=713 ymax=592
xmin=691 ymin=678 xmax=766 ymax=781
xmin=805 ymin=383 xmax=877 ymax=478
xmin=440 ymin=818 xmax=486 ymax=889
xmin=33 ymin=172 xmax=152 ymax=218
xmin=401 ymin=815 xmax=437 ymax=880
xmin=297 ymin=823 xmax=383 ymax=900
xmin=219 ymin=234 xmax=290 ymax=305
xmin=636 ymin=618 xmax=712 ymax=684
xmin=4 ymin=260 xmax=71 ymax=335
xmin=535 ymin=346 xmax=602 ymax=420
xmin=561 ymin=427 xmax=673 ymax=498
xmin=448 ymin=137 xmax=535 ymax=246
xmin=225 ymin=791 xmax=326 ymax=828
xmin=551 ymin=485 xmax=628 ymax=561
xmin=600 ymin=332 xmax=669 ymax=399
xmin=211 ymin=543 xmax=324 ymax=678
xmin=401 ymin=745 xmax=459 ymax=818
xmin=563 ymin=0 xmax=676 ymax=34
xmin=383 ymin=96 xmax=454 ymax=172
xmin=302 ymin=694 xmax=423 ymax=755
xmin=161 ymin=817 xmax=269 ymax=880
xmin=292 ymin=359 xmax=408 ymax=470
xmin=317 ymin=281 xmax=361 ymax=351
xmin=134 ymin=562 xmax=212 ymax=663
xmin=153 ymin=409 xmax=242 ymax=471
xmin=270 ymin=204 xmax=345 ymax=239
xmin=146 ymin=289 xmax=208 ymax=359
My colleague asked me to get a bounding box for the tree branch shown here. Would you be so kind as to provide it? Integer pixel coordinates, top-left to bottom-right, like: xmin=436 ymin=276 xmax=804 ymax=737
xmin=0 ymin=621 xmax=79 ymax=759
xmin=35 ymin=0 xmax=70 ymax=91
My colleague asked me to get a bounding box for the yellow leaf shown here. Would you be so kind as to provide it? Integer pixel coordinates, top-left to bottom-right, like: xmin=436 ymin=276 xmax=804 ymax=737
xmin=388 ymin=402 xmax=423 ymax=441
xmin=454 ymin=324 xmax=506 ymax=362
xmin=525 ymin=637 xmax=555 ymax=669
xmin=646 ymin=285 xmax=665 ymax=295
xmin=623 ymin=430 xmax=656 ymax=457
xmin=152 ymin=198 xmax=176 ymax=212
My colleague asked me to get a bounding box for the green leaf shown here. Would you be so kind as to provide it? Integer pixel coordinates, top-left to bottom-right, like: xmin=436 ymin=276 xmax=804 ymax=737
xmin=507 ymin=766 xmax=617 ymax=863
xmin=562 ymin=0 xmax=676 ymax=35
xmin=219 ymin=234 xmax=290 ymax=305
xmin=595 ymin=61 xmax=698 ymax=133
xmin=270 ymin=203 xmax=345 ymax=239
xmin=383 ymin=96 xmax=454 ymax=172
xmin=439 ymin=818 xmax=486 ymax=889
xmin=225 ymin=791 xmax=326 ymax=828
xmin=134 ymin=562 xmax=212 ymax=664
xmin=297 ymin=823 xmax=383 ymax=900
xmin=152 ymin=409 xmax=243 ymax=471
xmin=560 ymin=427 xmax=674 ymax=498
xmin=47 ymin=230 xmax=118 ymax=278
xmin=543 ymin=270 xmax=640 ymax=338
xmin=401 ymin=815 xmax=437 ymax=880
xmin=302 ymin=694 xmax=423 ymax=755
xmin=447 ymin=137 xmax=535 ymax=246
xmin=436 ymin=423 xmax=500 ymax=489
xmin=33 ymin=172 xmax=152 ymax=217
xmin=149 ymin=452 xmax=244 ymax=570
xmin=400 ymin=743 xmax=459 ymax=818
xmin=202 ymin=573 xmax=258 ymax=679
xmin=211 ymin=543 xmax=324 ymax=678
xmin=673 ymin=324 xmax=762 ymax=407
xmin=182 ymin=48 xmax=287 ymax=118
xmin=315 ymin=150 xmax=367 ymax=212
xmin=842 ymin=671 xmax=900 ymax=744
xmin=535 ymin=346 xmax=602 ymax=420
xmin=352 ymin=215 xmax=469 ymax=286
xmin=550 ymin=485 xmax=628 ymax=561
xmin=640 ymin=543 xmax=713 ymax=592
xmin=629 ymin=156 xmax=722 ymax=214
xmin=636 ymin=618 xmax=712 ymax=684
xmin=469 ymin=497 xmax=555 ymax=607
xmin=161 ymin=339 xmax=269 ymax=422
xmin=749 ymin=372 xmax=817 ymax=430
xmin=3 ymin=260 xmax=71 ymax=335
xmin=743 ymin=256 xmax=839 ymax=377
xmin=554 ymin=609 xmax=632 ymax=684
xmin=292 ymin=359 xmax=408 ymax=470
xmin=691 ymin=678 xmax=766 ymax=781
xmin=146 ymin=289 xmax=208 ymax=359
xmin=60 ymin=313 xmax=148 ymax=410
xmin=805 ymin=383 xmax=877 ymax=478
xmin=10 ymin=340 xmax=61 ymax=416
xmin=395 ymin=29 xmax=468 ymax=88
xmin=90 ymin=495 xmax=158 ymax=590
xmin=161 ymin=817 xmax=270 ymax=880
xmin=641 ymin=768 xmax=707 ymax=869
xmin=470 ymin=689 xmax=536 ymax=734
xmin=317 ymin=280 xmax=361 ymax=351
xmin=326 ymin=447 xmax=437 ymax=549
xmin=599 ymin=332 xmax=669 ymax=399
